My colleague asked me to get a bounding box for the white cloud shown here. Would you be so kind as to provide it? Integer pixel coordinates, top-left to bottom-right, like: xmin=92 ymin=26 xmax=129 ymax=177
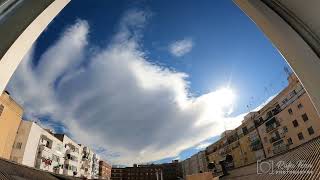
xmin=8 ymin=9 xmax=268 ymax=166
xmin=195 ymin=142 xmax=212 ymax=150
xmin=169 ymin=38 xmax=193 ymax=57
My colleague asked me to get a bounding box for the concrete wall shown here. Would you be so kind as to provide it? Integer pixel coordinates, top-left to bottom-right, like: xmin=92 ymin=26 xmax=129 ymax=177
xmin=10 ymin=121 xmax=42 ymax=167
xmin=0 ymin=91 xmax=22 ymax=159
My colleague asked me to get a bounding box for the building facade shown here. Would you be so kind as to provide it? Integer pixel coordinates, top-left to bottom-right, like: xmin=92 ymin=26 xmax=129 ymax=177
xmin=92 ymin=153 xmax=100 ymax=179
xmin=0 ymin=0 xmax=70 ymax=94
xmin=256 ymin=74 xmax=320 ymax=158
xmin=9 ymin=120 xmax=111 ymax=178
xmin=10 ymin=121 xmax=65 ymax=174
xmin=99 ymin=160 xmax=112 ymax=180
xmin=79 ymin=146 xmax=94 ymax=178
xmin=182 ymin=150 xmax=209 ymax=178
xmin=111 ymin=167 xmax=125 ymax=180
xmin=111 ymin=161 xmax=182 ymax=180
xmin=54 ymin=134 xmax=82 ymax=177
xmin=0 ymin=91 xmax=23 ymax=159
xmin=203 ymin=74 xmax=320 ymax=173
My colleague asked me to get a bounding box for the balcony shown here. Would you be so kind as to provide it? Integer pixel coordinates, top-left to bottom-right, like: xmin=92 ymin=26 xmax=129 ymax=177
xmin=64 ymin=159 xmax=78 ymax=166
xmin=270 ymin=134 xmax=281 ymax=144
xmin=266 ymin=121 xmax=281 ymax=133
xmin=265 ymin=116 xmax=281 ymax=133
xmin=37 ymin=145 xmax=52 ymax=159
xmin=66 ymin=149 xmax=78 ymax=156
xmin=273 ymin=144 xmax=289 ymax=154
xmin=250 ymin=139 xmax=263 ymax=151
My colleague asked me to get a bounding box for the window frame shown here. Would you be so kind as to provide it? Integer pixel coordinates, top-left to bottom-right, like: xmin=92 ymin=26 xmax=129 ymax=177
xmin=292 ymin=120 xmax=299 ymax=127
xmin=298 ymin=132 xmax=304 ymax=140
xmin=307 ymin=126 xmax=315 ymax=135
xmin=302 ymin=113 xmax=309 ymax=122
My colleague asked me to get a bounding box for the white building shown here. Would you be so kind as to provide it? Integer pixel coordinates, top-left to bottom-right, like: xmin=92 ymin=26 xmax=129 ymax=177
xmin=79 ymin=145 xmax=94 ymax=178
xmin=10 ymin=120 xmax=65 ymax=174
xmin=54 ymin=134 xmax=82 ymax=177
xmin=91 ymin=153 xmax=100 ymax=179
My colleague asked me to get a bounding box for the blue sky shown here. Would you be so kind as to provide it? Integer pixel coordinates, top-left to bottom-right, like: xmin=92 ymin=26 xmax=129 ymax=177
xmin=8 ymin=0 xmax=290 ymax=165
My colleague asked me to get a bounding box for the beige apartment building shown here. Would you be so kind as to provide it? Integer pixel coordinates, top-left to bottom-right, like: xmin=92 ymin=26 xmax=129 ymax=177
xmin=181 ymin=150 xmax=208 ymax=178
xmin=204 ymin=73 xmax=320 ymax=173
xmin=205 ymin=114 xmax=265 ymax=170
xmin=256 ymin=74 xmax=320 ymax=158
xmin=0 ymin=91 xmax=23 ymax=159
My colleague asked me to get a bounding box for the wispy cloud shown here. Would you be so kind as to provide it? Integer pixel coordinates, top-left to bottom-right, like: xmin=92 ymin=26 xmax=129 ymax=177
xmin=169 ymin=38 xmax=193 ymax=57
xmin=8 ymin=9 xmax=272 ymax=166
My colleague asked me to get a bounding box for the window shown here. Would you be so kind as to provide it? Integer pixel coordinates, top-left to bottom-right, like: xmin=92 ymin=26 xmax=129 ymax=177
xmin=289 ymin=90 xmax=297 ymax=97
xmin=287 ymin=138 xmax=293 ymax=145
xmin=297 ymin=103 xmax=303 ymax=109
xmin=283 ymin=126 xmax=288 ymax=133
xmin=15 ymin=142 xmax=22 ymax=149
xmin=292 ymin=120 xmax=299 ymax=127
xmin=282 ymin=98 xmax=288 ymax=104
xmin=0 ymin=104 xmax=4 ymax=116
xmin=308 ymin=126 xmax=315 ymax=135
xmin=288 ymin=108 xmax=293 ymax=115
xmin=242 ymin=127 xmax=248 ymax=135
xmin=298 ymin=132 xmax=304 ymax=140
xmin=302 ymin=113 xmax=309 ymax=122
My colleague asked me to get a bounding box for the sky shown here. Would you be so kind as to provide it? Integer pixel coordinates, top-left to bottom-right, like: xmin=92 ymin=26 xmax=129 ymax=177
xmin=7 ymin=0 xmax=290 ymax=166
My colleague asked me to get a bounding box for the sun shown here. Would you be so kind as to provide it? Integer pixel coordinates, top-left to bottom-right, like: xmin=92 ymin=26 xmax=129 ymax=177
xmin=214 ymin=87 xmax=236 ymax=107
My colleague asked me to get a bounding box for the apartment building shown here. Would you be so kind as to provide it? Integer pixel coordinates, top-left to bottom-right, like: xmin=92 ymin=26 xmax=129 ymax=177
xmin=54 ymin=134 xmax=81 ymax=177
xmin=92 ymin=153 xmax=100 ymax=179
xmin=205 ymin=114 xmax=266 ymax=170
xmin=236 ymin=112 xmax=265 ymax=164
xmin=10 ymin=121 xmax=65 ymax=174
xmin=182 ymin=150 xmax=209 ymax=178
xmin=99 ymin=160 xmax=112 ymax=180
xmin=203 ymin=73 xmax=320 ymax=174
xmin=181 ymin=158 xmax=191 ymax=179
xmin=79 ymin=146 xmax=94 ymax=178
xmin=0 ymin=91 xmax=23 ymax=159
xmin=256 ymin=74 xmax=320 ymax=158
xmin=196 ymin=151 xmax=208 ymax=173
xmin=111 ymin=167 xmax=124 ymax=180
xmin=111 ymin=161 xmax=181 ymax=180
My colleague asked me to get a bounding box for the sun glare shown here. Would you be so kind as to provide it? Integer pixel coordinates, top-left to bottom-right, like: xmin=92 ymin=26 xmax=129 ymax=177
xmin=215 ymin=87 xmax=236 ymax=107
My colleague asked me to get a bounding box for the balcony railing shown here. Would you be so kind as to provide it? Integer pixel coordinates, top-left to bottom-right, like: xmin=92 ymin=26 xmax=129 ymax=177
xmin=270 ymin=135 xmax=281 ymax=143
xmin=250 ymin=139 xmax=263 ymax=151
xmin=266 ymin=121 xmax=281 ymax=133
xmin=257 ymin=86 xmax=305 ymax=126
xmin=273 ymin=145 xmax=289 ymax=154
